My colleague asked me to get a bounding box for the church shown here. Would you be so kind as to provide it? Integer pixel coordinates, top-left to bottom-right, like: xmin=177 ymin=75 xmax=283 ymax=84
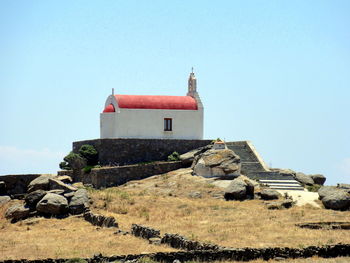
xmin=100 ymin=71 xmax=204 ymax=140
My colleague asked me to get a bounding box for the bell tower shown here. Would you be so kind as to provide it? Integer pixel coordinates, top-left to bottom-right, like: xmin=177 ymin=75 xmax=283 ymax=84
xmin=187 ymin=67 xmax=197 ymax=97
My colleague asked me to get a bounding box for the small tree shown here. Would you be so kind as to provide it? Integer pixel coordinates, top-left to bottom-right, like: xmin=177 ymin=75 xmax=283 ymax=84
xmin=60 ymin=152 xmax=86 ymax=171
xmin=167 ymin=151 xmax=180 ymax=162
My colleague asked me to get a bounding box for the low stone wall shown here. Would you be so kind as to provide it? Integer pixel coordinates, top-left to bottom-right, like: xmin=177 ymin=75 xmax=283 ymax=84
xmin=73 ymin=138 xmax=212 ymax=166
xmin=60 ymin=161 xmax=183 ymax=189
xmin=0 ymin=174 xmax=44 ymax=196
xmin=83 ymin=210 xmax=118 ymax=228
xmin=131 ymin=224 xmax=160 ymax=239
xmin=161 ymin=233 xmax=221 ymax=251
xmin=1 ymin=244 xmax=350 ymax=263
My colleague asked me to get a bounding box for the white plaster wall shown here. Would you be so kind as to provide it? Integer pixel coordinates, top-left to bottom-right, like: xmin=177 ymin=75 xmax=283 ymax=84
xmin=100 ymin=108 xmax=203 ymax=139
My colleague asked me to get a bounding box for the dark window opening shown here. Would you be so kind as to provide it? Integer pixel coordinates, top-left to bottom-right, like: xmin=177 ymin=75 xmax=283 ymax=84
xmin=164 ymin=118 xmax=172 ymax=131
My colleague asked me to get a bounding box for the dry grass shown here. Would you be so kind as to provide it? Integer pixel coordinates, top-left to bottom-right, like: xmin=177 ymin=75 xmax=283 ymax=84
xmin=0 ymin=202 xmax=175 ymax=260
xmin=90 ymin=169 xmax=350 ymax=248
xmin=216 ymin=257 xmax=350 ymax=263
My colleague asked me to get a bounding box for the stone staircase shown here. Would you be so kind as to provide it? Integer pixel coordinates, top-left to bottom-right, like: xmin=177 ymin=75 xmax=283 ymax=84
xmin=258 ymin=179 xmax=304 ymax=191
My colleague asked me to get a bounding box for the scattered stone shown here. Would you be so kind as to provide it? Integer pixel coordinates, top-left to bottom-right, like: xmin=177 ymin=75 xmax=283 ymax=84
xmin=266 ymin=199 xmax=293 ymax=210
xmin=224 ymin=178 xmax=254 ymax=201
xmin=0 ymin=195 xmax=11 ymax=205
xmin=131 ymin=224 xmax=160 ymax=239
xmin=69 ymin=188 xmax=90 ymax=214
xmin=27 ymin=175 xmax=55 ymax=192
xmin=25 ymin=190 xmax=47 ymax=207
xmin=192 ymin=148 xmax=241 ymax=179
xmin=56 ymin=175 xmax=73 ymax=184
xmin=294 ymin=173 xmax=314 ymax=186
xmin=322 ymin=191 xmax=350 ymax=210
xmin=149 ymin=237 xmax=162 ymax=245
xmin=84 ymin=210 xmax=118 ymax=228
xmin=310 ymin=174 xmax=326 ymax=185
xmin=114 ymin=229 xmax=129 ymax=235
xmin=5 ymin=204 xmax=30 ymax=221
xmin=260 ymin=189 xmax=281 ymax=200
xmin=36 ymin=193 xmax=69 ymax=215
xmin=49 ymin=178 xmax=77 ymax=193
xmin=188 ymin=191 xmax=202 ymax=199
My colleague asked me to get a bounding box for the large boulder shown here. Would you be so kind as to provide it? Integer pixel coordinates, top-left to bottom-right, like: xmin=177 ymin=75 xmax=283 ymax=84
xmin=27 ymin=175 xmax=56 ymax=193
xmin=180 ymin=145 xmax=213 ymax=165
xmin=294 ymin=173 xmax=314 ymax=186
xmin=337 ymin=184 xmax=350 ymax=193
xmin=224 ymin=178 xmax=254 ymax=200
xmin=56 ymin=175 xmax=73 ymax=184
xmin=260 ymin=189 xmax=281 ymax=200
xmin=49 ymin=178 xmax=77 ymax=193
xmin=36 ymin=193 xmax=68 ymax=215
xmin=310 ymin=174 xmax=326 ymax=185
xmin=192 ymin=148 xmax=241 ymax=179
xmin=25 ymin=190 xmax=47 ymax=207
xmin=0 ymin=195 xmax=11 ymax=205
xmin=318 ymin=186 xmax=339 ymax=200
xmin=69 ymin=189 xmax=90 ymax=214
xmin=322 ymin=191 xmax=350 ymax=210
xmin=5 ymin=204 xmax=30 ymax=221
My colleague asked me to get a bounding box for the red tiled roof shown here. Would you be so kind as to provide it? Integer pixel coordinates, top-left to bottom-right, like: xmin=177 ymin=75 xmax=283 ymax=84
xmin=113 ymin=94 xmax=198 ymax=110
xmin=103 ymin=104 xmax=115 ymax=113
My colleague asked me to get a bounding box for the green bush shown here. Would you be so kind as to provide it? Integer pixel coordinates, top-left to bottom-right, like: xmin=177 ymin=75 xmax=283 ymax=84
xmin=78 ymin=144 xmax=98 ymax=166
xmin=306 ymin=184 xmax=322 ymax=192
xmin=167 ymin=151 xmax=180 ymax=161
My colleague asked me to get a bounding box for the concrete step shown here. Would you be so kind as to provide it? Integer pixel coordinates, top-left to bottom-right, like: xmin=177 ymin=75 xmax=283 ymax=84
xmin=258 ymin=179 xmax=304 ymax=191
xmin=259 ymin=180 xmax=299 ymax=184
xmin=269 ymin=186 xmax=305 ymax=191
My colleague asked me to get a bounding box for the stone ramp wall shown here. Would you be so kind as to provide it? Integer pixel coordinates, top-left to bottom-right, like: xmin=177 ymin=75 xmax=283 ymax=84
xmin=73 ymin=138 xmax=212 ymax=166
xmin=226 ymin=141 xmax=269 ymax=178
xmin=59 ymin=161 xmax=183 ymax=189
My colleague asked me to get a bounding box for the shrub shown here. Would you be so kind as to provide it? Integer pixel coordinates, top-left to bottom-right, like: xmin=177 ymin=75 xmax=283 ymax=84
xmin=78 ymin=144 xmax=98 ymax=166
xmin=167 ymin=151 xmax=180 ymax=161
xmin=61 ymin=152 xmax=86 ymax=171
xmin=306 ymin=184 xmax=322 ymax=192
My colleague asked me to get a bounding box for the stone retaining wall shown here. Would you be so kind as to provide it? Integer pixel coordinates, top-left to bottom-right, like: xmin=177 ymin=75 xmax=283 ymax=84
xmin=83 ymin=210 xmax=118 ymax=228
xmin=1 ymin=244 xmax=350 ymax=263
xmin=59 ymin=161 xmax=183 ymax=189
xmin=161 ymin=233 xmax=221 ymax=251
xmin=131 ymin=224 xmax=160 ymax=239
xmin=73 ymin=138 xmax=212 ymax=166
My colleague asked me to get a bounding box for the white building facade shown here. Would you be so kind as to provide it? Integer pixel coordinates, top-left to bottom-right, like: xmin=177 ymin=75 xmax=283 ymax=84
xmin=100 ymin=71 xmax=204 ymax=139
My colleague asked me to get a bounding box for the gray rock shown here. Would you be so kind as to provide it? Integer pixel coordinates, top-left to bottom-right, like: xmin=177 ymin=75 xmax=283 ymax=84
xmin=322 ymin=191 xmax=350 ymax=210
xmin=260 ymin=189 xmax=281 ymax=200
xmin=188 ymin=191 xmax=202 ymax=199
xmin=294 ymin=172 xmax=314 ymax=186
xmin=266 ymin=199 xmax=293 ymax=210
xmin=0 ymin=181 xmax=6 ymax=194
xmin=310 ymin=174 xmax=326 ymax=185
xmin=56 ymin=175 xmax=73 ymax=184
xmin=149 ymin=237 xmax=162 ymax=245
xmin=25 ymin=190 xmax=47 ymax=207
xmin=0 ymin=195 xmax=11 ymax=205
xmin=180 ymin=144 xmax=213 ymax=165
xmin=318 ymin=186 xmax=340 ymax=200
xmin=192 ymin=148 xmax=241 ymax=179
xmin=337 ymin=184 xmax=350 ymax=193
xmin=28 ymin=175 xmax=56 ymax=193
xmin=5 ymin=204 xmax=30 ymax=221
xmin=36 ymin=193 xmax=68 ymax=215
xmin=69 ymin=188 xmax=89 ymax=214
xmin=224 ymin=179 xmax=247 ymax=200
xmin=48 ymin=189 xmax=65 ymax=195
xmin=49 ymin=178 xmax=77 ymax=193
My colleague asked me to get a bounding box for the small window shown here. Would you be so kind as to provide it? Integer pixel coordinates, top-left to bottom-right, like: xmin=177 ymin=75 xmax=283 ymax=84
xmin=164 ymin=118 xmax=172 ymax=131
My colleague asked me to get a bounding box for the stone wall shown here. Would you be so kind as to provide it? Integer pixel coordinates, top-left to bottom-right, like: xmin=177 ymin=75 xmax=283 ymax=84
xmin=0 ymin=174 xmax=44 ymax=196
xmin=59 ymin=161 xmax=184 ymax=189
xmin=73 ymin=138 xmax=212 ymax=166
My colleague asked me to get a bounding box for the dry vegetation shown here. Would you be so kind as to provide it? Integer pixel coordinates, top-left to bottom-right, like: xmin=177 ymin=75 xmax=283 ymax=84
xmin=90 ymin=168 xmax=350 ymax=248
xmin=0 ymin=203 xmax=175 ymax=260
xmin=1 ymin=168 xmax=350 ymax=261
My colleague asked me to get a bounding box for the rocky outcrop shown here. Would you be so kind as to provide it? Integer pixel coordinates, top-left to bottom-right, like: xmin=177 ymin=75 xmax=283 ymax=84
xmin=83 ymin=210 xmax=118 ymax=228
xmin=131 ymin=224 xmax=160 ymax=239
xmin=25 ymin=190 xmax=47 ymax=207
xmin=192 ymin=148 xmax=241 ymax=179
xmin=318 ymin=186 xmax=339 ymax=200
xmin=36 ymin=193 xmax=69 ymax=215
xmin=322 ymin=191 xmax=350 ymax=210
xmin=337 ymin=184 xmax=350 ymax=193
xmin=161 ymin=233 xmax=221 ymax=251
xmin=49 ymin=178 xmax=77 ymax=193
xmin=56 ymin=175 xmax=73 ymax=184
xmin=0 ymin=195 xmax=11 ymax=205
xmin=179 ymin=144 xmax=213 ymax=166
xmin=68 ymin=188 xmax=89 ymax=214
xmin=5 ymin=204 xmax=30 ymax=221
xmin=27 ymin=175 xmax=56 ymax=193
xmin=224 ymin=178 xmax=254 ymax=201
xmin=259 ymin=189 xmax=281 ymax=200
xmin=0 ymin=181 xmax=6 ymax=194
xmin=310 ymin=174 xmax=326 ymax=185
xmin=294 ymin=173 xmax=314 ymax=186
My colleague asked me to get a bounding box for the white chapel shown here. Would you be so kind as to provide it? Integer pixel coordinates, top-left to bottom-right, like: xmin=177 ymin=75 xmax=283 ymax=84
xmin=100 ymin=71 xmax=204 ymax=139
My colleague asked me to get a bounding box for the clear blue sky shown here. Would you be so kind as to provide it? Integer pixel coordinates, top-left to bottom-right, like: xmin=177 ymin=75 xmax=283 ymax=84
xmin=0 ymin=1 xmax=349 ymax=185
